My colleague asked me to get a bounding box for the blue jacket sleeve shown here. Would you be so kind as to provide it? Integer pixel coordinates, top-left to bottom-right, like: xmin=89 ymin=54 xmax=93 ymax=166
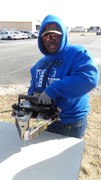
xmin=45 ymin=51 xmax=99 ymax=99
xmin=28 ymin=66 xmax=36 ymax=95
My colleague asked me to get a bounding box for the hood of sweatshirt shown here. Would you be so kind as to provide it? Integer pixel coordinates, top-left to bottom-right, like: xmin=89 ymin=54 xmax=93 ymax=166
xmin=38 ymin=14 xmax=69 ymax=55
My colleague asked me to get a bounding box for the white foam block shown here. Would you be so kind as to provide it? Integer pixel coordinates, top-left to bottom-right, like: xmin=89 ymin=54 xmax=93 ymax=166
xmin=0 ymin=122 xmax=85 ymax=180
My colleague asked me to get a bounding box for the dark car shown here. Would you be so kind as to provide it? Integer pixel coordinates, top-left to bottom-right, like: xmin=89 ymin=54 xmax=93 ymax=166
xmin=96 ymin=31 xmax=101 ymax=35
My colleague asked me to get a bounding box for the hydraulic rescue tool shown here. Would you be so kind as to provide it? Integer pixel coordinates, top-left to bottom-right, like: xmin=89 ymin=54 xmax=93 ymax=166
xmin=12 ymin=94 xmax=60 ymax=141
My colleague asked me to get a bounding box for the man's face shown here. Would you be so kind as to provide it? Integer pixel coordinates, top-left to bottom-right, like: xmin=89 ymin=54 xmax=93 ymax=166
xmin=42 ymin=32 xmax=62 ymax=53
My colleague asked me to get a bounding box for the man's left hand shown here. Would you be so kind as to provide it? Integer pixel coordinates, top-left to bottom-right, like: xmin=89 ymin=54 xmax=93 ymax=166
xmin=38 ymin=91 xmax=52 ymax=104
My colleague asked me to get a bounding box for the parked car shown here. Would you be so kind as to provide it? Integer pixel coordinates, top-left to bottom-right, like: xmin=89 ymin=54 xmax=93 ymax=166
xmin=96 ymin=30 xmax=101 ymax=35
xmin=21 ymin=30 xmax=38 ymax=39
xmin=0 ymin=32 xmax=4 ymax=39
xmin=22 ymin=33 xmax=29 ymax=39
xmin=20 ymin=31 xmax=31 ymax=39
xmin=19 ymin=31 xmax=29 ymax=39
xmin=33 ymin=31 xmax=39 ymax=38
xmin=1 ymin=31 xmax=22 ymax=40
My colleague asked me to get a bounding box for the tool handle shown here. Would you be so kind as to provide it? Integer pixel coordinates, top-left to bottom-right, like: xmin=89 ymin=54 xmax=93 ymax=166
xmin=18 ymin=94 xmax=38 ymax=104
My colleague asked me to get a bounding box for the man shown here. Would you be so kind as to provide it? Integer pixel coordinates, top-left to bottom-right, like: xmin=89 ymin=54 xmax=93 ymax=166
xmin=28 ymin=14 xmax=99 ymax=138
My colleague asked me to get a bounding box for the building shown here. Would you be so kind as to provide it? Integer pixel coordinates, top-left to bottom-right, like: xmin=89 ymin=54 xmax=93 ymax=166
xmin=70 ymin=26 xmax=85 ymax=32
xmin=0 ymin=20 xmax=40 ymax=32
xmin=88 ymin=26 xmax=100 ymax=32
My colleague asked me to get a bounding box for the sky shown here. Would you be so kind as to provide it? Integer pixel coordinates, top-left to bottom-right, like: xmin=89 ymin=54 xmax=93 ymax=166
xmin=0 ymin=0 xmax=101 ymax=27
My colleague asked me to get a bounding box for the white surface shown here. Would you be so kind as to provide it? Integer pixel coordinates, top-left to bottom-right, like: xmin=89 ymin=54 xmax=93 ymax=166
xmin=0 ymin=122 xmax=85 ymax=180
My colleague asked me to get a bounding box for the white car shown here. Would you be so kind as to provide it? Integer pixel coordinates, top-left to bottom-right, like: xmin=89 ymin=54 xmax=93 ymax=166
xmin=21 ymin=30 xmax=38 ymax=38
xmin=20 ymin=32 xmax=29 ymax=39
xmin=33 ymin=31 xmax=39 ymax=38
xmin=1 ymin=31 xmax=22 ymax=40
xmin=0 ymin=32 xmax=5 ymax=39
xmin=20 ymin=31 xmax=31 ymax=39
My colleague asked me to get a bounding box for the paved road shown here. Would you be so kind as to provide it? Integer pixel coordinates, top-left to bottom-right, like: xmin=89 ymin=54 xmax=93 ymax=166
xmin=0 ymin=36 xmax=101 ymax=85
xmin=0 ymin=39 xmax=42 ymax=85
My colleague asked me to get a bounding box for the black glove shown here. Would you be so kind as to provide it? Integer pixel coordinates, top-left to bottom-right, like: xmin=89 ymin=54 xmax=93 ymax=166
xmin=38 ymin=91 xmax=52 ymax=105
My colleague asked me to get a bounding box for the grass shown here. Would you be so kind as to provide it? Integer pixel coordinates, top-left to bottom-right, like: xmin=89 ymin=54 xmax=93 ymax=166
xmin=0 ymin=86 xmax=101 ymax=180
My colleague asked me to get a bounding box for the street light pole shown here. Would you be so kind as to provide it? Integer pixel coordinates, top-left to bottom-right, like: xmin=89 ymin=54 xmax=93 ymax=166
xmin=37 ymin=20 xmax=41 ymax=24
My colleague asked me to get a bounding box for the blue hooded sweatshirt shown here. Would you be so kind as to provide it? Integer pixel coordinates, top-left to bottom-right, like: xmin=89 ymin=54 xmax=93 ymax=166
xmin=28 ymin=14 xmax=99 ymax=124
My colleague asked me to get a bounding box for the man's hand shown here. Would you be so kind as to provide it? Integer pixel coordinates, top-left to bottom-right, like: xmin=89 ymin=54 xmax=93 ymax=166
xmin=38 ymin=91 xmax=52 ymax=105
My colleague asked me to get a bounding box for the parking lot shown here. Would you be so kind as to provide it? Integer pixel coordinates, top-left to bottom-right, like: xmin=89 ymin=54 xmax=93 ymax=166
xmin=0 ymin=35 xmax=101 ymax=85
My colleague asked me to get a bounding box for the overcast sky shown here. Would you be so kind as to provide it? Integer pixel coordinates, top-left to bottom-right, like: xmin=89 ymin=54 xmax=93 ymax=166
xmin=0 ymin=0 xmax=100 ymax=27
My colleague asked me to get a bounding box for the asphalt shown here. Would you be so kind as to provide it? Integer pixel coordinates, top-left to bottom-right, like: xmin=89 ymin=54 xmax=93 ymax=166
xmin=0 ymin=36 xmax=101 ymax=85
